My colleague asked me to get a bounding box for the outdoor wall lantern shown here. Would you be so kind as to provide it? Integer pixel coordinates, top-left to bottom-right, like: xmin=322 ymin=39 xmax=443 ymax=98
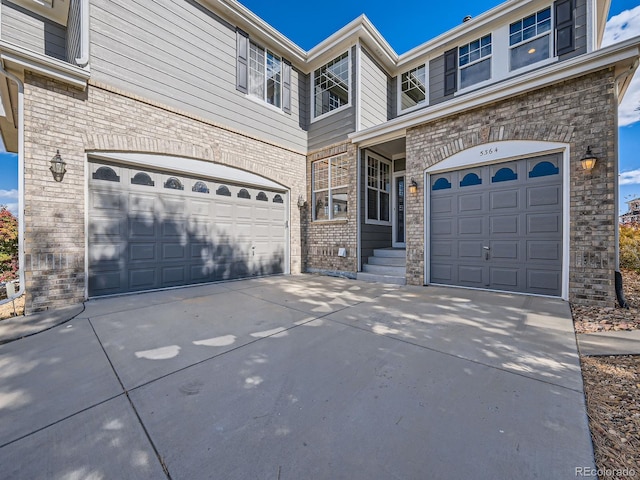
xmin=408 ymin=178 xmax=419 ymax=194
xmin=297 ymin=194 xmax=306 ymax=208
xmin=580 ymin=146 xmax=597 ymax=171
xmin=50 ymin=150 xmax=67 ymax=182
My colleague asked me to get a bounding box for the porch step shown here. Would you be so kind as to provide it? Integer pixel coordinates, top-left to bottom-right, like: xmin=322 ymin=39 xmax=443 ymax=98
xmin=362 ymin=264 xmax=406 ymax=276
xmin=358 ymin=248 xmax=406 ymax=285
xmin=356 ymin=272 xmax=407 ymax=286
xmin=367 ymin=256 xmax=406 ymax=266
xmin=372 ymin=248 xmax=407 ymax=258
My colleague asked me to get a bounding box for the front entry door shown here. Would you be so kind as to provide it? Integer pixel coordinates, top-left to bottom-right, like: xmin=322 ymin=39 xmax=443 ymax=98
xmin=392 ymin=174 xmax=406 ymax=247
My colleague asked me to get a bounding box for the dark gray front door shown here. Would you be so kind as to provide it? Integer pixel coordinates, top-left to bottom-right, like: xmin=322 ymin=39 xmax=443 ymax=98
xmin=88 ymin=161 xmax=286 ymax=297
xmin=429 ymin=153 xmax=562 ymax=296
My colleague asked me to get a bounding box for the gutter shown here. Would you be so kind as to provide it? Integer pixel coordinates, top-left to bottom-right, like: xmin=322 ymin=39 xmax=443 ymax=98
xmin=75 ymin=0 xmax=90 ymax=67
xmin=0 ymin=66 xmax=25 ymax=307
xmin=350 ymin=36 xmax=640 ymax=147
xmin=0 ymin=41 xmax=90 ymax=90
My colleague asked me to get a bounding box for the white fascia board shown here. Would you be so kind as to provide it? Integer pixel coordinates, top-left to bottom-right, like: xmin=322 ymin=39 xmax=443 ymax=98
xmin=198 ymin=0 xmax=306 ymax=65
xmin=350 ymin=37 xmax=640 ymax=146
xmin=0 ymin=41 xmax=90 ymax=90
xmin=305 ymin=16 xmax=398 ymax=74
xmin=596 ymin=0 xmax=612 ymax=47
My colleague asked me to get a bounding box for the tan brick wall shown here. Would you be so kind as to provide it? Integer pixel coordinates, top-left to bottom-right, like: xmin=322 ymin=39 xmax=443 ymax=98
xmin=405 ymin=69 xmax=618 ymax=306
xmin=23 ymin=74 xmax=306 ymax=312
xmin=303 ymin=141 xmax=358 ymax=276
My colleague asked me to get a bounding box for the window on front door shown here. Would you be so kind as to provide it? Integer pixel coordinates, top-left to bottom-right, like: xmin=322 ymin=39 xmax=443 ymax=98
xmin=366 ymin=153 xmax=391 ymax=224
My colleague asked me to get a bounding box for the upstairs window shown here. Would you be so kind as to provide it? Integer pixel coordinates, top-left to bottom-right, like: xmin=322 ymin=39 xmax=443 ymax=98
xmin=313 ymin=52 xmax=349 ymax=118
xmin=400 ymin=65 xmax=427 ymax=112
xmin=459 ymin=34 xmax=492 ymax=89
xmin=249 ymin=42 xmax=282 ymax=108
xmin=312 ymin=154 xmax=349 ymax=221
xmin=510 ymin=8 xmax=552 ymax=71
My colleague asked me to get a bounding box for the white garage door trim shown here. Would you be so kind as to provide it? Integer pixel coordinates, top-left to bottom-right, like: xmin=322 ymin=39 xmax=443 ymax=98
xmin=90 ymin=152 xmax=287 ymax=191
xmin=84 ymin=153 xmax=290 ymax=298
xmin=424 ymin=140 xmax=570 ymax=300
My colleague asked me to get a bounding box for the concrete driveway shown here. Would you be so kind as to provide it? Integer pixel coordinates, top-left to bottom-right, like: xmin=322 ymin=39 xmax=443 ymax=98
xmin=0 ymin=275 xmax=595 ymax=479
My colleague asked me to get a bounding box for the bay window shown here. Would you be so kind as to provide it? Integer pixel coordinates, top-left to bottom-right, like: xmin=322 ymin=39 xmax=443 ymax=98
xmin=400 ymin=64 xmax=427 ymax=112
xmin=313 ymin=52 xmax=350 ymax=118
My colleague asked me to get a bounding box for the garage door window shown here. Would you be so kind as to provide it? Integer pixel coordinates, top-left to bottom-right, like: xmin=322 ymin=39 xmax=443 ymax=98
xmin=132 ymin=172 xmax=154 ymax=186
xmin=93 ymin=166 xmax=120 ymax=182
xmin=192 ymin=181 xmax=210 ymax=193
xmin=312 ymin=154 xmax=349 ymax=221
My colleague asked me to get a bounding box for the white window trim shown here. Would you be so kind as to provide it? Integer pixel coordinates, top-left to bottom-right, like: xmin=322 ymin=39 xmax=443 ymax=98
xmin=310 ymin=50 xmax=352 ymax=124
xmin=248 ymin=42 xmax=284 ymax=110
xmin=458 ymin=34 xmax=493 ymax=92
xmin=365 ymin=151 xmax=392 ymax=226
xmin=508 ymin=7 xmax=554 ymax=72
xmin=312 ymin=155 xmax=349 ymax=222
xmin=397 ymin=63 xmax=429 ymax=115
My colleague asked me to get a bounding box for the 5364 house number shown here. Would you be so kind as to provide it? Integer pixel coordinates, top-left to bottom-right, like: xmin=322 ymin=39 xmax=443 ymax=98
xmin=479 ymin=147 xmax=499 ymax=157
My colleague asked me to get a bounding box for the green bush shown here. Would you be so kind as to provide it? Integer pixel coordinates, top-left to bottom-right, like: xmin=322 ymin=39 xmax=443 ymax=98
xmin=620 ymin=222 xmax=640 ymax=272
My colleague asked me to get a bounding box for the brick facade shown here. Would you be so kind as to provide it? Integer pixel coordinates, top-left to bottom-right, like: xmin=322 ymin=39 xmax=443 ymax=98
xmin=405 ymin=69 xmax=618 ymax=306
xmin=304 ymin=142 xmax=358 ymax=277
xmin=22 ymin=74 xmax=306 ymax=313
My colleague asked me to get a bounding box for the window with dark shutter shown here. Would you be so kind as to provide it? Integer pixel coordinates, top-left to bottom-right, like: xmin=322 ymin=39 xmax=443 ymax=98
xmin=555 ymin=0 xmax=574 ymax=56
xmin=444 ymin=48 xmax=457 ymax=96
xmin=282 ymin=60 xmax=292 ymax=114
xmin=236 ymin=29 xmax=249 ymax=93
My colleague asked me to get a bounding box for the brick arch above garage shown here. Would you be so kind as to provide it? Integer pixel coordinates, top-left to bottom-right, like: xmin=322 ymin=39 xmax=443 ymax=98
xmin=410 ymin=123 xmax=576 ymax=170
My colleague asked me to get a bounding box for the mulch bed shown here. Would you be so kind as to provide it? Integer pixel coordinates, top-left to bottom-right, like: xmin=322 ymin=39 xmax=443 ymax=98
xmin=573 ymin=268 xmax=640 ymax=479
xmin=572 ymin=269 xmax=640 ymax=334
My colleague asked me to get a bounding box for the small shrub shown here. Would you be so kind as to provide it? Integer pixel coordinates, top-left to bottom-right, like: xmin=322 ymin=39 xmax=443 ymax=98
xmin=0 ymin=206 xmax=19 ymax=282
xmin=620 ymin=221 xmax=640 ymax=272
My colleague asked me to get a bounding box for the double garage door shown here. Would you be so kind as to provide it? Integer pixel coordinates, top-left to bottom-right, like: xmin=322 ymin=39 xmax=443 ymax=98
xmin=429 ymin=153 xmax=563 ymax=296
xmin=88 ymin=160 xmax=287 ymax=297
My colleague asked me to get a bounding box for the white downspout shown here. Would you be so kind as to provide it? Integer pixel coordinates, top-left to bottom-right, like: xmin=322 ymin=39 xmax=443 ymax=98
xmin=0 ymin=65 xmax=25 ymax=306
xmin=75 ymin=0 xmax=90 ymax=67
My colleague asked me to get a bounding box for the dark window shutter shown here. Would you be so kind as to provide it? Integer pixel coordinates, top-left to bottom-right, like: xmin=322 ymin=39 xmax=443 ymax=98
xmin=444 ymin=48 xmax=457 ymax=96
xmin=236 ymin=29 xmax=249 ymax=93
xmin=555 ymin=0 xmax=574 ymax=56
xmin=282 ymin=59 xmax=292 ymax=114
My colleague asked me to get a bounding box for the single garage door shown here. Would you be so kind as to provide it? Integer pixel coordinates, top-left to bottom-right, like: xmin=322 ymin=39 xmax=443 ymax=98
xmin=88 ymin=160 xmax=287 ymax=297
xmin=429 ymin=153 xmax=562 ymax=296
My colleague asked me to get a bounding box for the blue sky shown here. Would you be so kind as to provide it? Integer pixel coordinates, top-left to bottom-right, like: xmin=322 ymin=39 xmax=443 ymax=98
xmin=1 ymin=0 xmax=639 ymax=214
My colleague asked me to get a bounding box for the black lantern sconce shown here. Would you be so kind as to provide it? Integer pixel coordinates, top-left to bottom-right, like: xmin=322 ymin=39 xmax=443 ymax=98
xmin=50 ymin=150 xmax=67 ymax=182
xmin=580 ymin=146 xmax=597 ymax=171
xmin=408 ymin=178 xmax=418 ymax=194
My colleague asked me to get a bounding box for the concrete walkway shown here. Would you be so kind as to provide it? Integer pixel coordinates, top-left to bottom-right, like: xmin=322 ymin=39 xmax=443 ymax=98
xmin=577 ymin=330 xmax=640 ymax=356
xmin=0 ymin=275 xmax=595 ymax=479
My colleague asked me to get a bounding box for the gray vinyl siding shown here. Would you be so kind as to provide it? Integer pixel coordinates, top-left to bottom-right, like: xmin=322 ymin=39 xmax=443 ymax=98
xmin=359 ymin=153 xmax=391 ymax=266
xmin=89 ymin=0 xmax=307 ymax=152
xmin=429 ymin=54 xmax=454 ymax=106
xmin=308 ymin=46 xmax=357 ymax=152
xmin=559 ymin=0 xmax=588 ymax=61
xmin=1 ymin=0 xmax=67 ymax=61
xmin=359 ymin=47 xmax=388 ymax=130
